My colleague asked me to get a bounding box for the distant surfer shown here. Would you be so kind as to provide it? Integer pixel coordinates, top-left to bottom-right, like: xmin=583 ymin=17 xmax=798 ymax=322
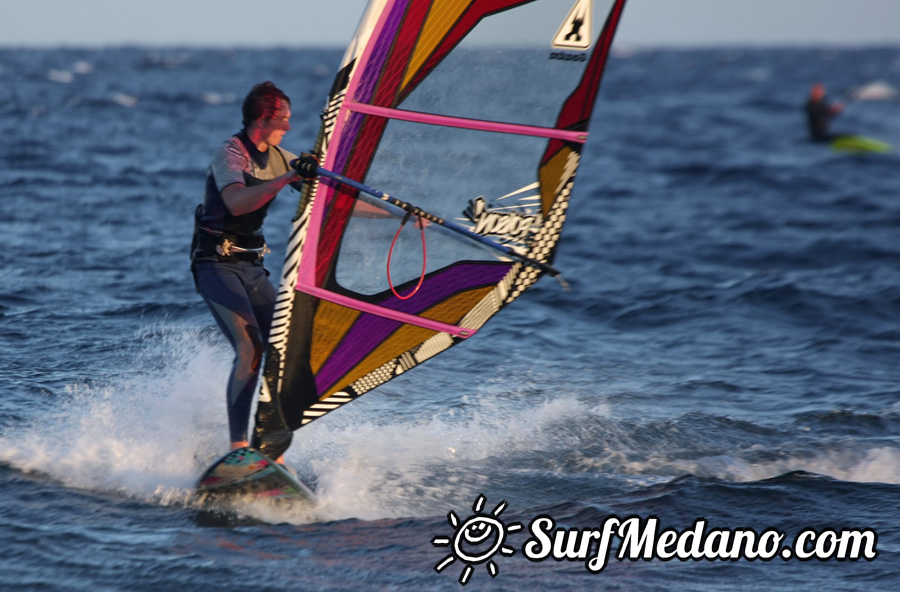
xmin=804 ymin=82 xmax=846 ymax=142
xmin=190 ymin=81 xmax=318 ymax=458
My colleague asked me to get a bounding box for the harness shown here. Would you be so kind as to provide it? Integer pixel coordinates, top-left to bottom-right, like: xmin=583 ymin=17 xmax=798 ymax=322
xmin=190 ymin=204 xmax=270 ymax=291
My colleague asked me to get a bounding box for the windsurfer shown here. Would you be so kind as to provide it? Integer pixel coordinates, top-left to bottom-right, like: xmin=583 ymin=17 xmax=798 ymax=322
xmin=804 ymin=82 xmax=846 ymax=142
xmin=190 ymin=81 xmax=318 ymax=457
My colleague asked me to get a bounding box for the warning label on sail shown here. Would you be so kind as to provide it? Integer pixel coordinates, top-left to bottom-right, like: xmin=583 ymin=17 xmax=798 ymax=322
xmin=552 ymin=0 xmax=593 ymax=51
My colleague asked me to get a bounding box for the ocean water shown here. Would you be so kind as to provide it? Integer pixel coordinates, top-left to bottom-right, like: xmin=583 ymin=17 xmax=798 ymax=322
xmin=2 ymin=45 xmax=900 ymax=591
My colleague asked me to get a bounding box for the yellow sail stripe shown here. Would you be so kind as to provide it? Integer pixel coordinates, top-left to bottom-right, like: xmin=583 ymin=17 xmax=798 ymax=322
xmin=538 ymin=146 xmax=577 ymax=215
xmin=310 ymin=300 xmax=362 ymax=374
xmin=403 ymin=0 xmax=475 ymax=92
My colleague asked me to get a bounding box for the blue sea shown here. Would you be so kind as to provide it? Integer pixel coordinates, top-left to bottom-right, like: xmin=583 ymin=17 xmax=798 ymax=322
xmin=2 ymin=45 xmax=900 ymax=591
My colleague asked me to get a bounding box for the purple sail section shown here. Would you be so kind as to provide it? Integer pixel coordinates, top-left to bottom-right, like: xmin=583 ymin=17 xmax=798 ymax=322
xmin=378 ymin=262 xmax=510 ymax=315
xmin=354 ymin=0 xmax=408 ymax=105
xmin=315 ymin=314 xmax=402 ymax=394
xmin=315 ymin=261 xmax=512 ymax=392
xmin=332 ymin=0 xmax=408 ymax=178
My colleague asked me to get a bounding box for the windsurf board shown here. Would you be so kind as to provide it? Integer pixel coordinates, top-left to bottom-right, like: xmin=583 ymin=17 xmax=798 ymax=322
xmin=196 ymin=446 xmax=317 ymax=505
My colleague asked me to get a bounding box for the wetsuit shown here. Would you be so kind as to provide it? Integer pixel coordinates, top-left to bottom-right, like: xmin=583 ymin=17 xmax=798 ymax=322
xmin=191 ymin=130 xmax=301 ymax=443
xmin=805 ymin=98 xmax=838 ymax=142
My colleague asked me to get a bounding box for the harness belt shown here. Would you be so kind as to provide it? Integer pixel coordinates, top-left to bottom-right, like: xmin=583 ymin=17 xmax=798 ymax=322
xmin=194 ymin=225 xmax=269 ymax=262
xmin=190 ymin=204 xmax=269 ymax=264
xmin=215 ymin=235 xmax=271 ymax=259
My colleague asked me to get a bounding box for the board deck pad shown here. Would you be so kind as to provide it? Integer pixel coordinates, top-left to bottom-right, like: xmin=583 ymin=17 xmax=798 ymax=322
xmin=196 ymin=447 xmax=317 ymax=505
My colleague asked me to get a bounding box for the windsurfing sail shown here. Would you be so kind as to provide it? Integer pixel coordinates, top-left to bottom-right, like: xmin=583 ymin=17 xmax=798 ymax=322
xmin=252 ymin=0 xmax=628 ymax=459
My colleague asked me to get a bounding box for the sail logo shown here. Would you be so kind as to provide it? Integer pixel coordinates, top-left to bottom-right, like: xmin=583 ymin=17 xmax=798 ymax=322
xmin=460 ymin=181 xmax=547 ymax=255
xmin=463 ymin=197 xmax=541 ymax=243
xmin=432 ymin=495 xmax=523 ymax=586
xmin=552 ymin=0 xmax=593 ymax=51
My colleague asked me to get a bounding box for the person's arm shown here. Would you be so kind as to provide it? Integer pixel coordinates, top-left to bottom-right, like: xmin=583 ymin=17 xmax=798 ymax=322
xmin=221 ymin=170 xmax=303 ymax=216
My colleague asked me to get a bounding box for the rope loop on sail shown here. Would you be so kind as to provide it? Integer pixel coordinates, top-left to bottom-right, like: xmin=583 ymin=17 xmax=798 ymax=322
xmin=387 ymin=213 xmax=427 ymax=300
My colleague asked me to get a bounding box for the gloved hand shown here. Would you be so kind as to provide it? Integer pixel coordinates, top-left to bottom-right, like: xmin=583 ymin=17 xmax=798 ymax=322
xmin=290 ymin=153 xmax=320 ymax=179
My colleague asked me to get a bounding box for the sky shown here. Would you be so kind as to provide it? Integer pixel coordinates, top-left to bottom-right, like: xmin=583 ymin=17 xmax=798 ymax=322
xmin=1 ymin=0 xmax=899 ymax=48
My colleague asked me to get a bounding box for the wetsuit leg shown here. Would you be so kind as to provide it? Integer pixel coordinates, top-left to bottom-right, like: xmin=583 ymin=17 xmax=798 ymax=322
xmin=194 ymin=261 xmax=276 ymax=442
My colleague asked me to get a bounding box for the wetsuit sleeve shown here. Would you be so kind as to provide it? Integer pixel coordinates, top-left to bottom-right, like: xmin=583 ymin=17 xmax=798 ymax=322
xmin=210 ymin=138 xmax=249 ymax=192
xmin=278 ymin=147 xmax=299 ymax=164
xmin=274 ymin=146 xmax=306 ymax=191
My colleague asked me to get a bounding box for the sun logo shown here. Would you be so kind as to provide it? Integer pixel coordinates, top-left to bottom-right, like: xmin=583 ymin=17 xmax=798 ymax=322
xmin=431 ymin=494 xmax=522 ymax=585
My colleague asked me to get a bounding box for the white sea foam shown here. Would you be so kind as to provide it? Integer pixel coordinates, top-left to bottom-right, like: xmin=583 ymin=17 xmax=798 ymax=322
xmin=0 ymin=324 xmax=595 ymax=523
xmin=1 ymin=322 xmax=897 ymax=526
xmin=0 ymin=326 xmax=227 ymax=504
xmin=72 ymin=60 xmax=93 ymax=75
xmin=850 ymin=80 xmax=898 ymax=101
xmin=110 ymin=92 xmax=138 ymax=107
xmin=46 ymin=69 xmax=74 ymax=84
xmin=594 ymin=437 xmax=900 ymax=486
xmin=281 ymin=389 xmax=606 ymax=522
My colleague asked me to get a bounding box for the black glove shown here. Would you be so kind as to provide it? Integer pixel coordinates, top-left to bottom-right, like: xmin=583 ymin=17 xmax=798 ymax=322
xmin=290 ymin=153 xmax=320 ymax=179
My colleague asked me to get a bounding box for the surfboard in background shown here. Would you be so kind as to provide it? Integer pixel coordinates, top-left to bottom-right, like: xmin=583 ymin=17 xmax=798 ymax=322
xmin=831 ymin=134 xmax=892 ymax=154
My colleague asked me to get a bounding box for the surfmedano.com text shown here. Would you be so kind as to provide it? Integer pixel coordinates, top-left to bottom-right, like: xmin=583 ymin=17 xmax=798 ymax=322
xmin=523 ymin=515 xmax=878 ymax=573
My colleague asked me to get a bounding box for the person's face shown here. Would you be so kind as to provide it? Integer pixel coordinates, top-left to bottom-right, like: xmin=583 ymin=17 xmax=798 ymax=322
xmin=811 ymin=84 xmax=825 ymax=101
xmin=259 ymin=101 xmax=291 ymax=147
